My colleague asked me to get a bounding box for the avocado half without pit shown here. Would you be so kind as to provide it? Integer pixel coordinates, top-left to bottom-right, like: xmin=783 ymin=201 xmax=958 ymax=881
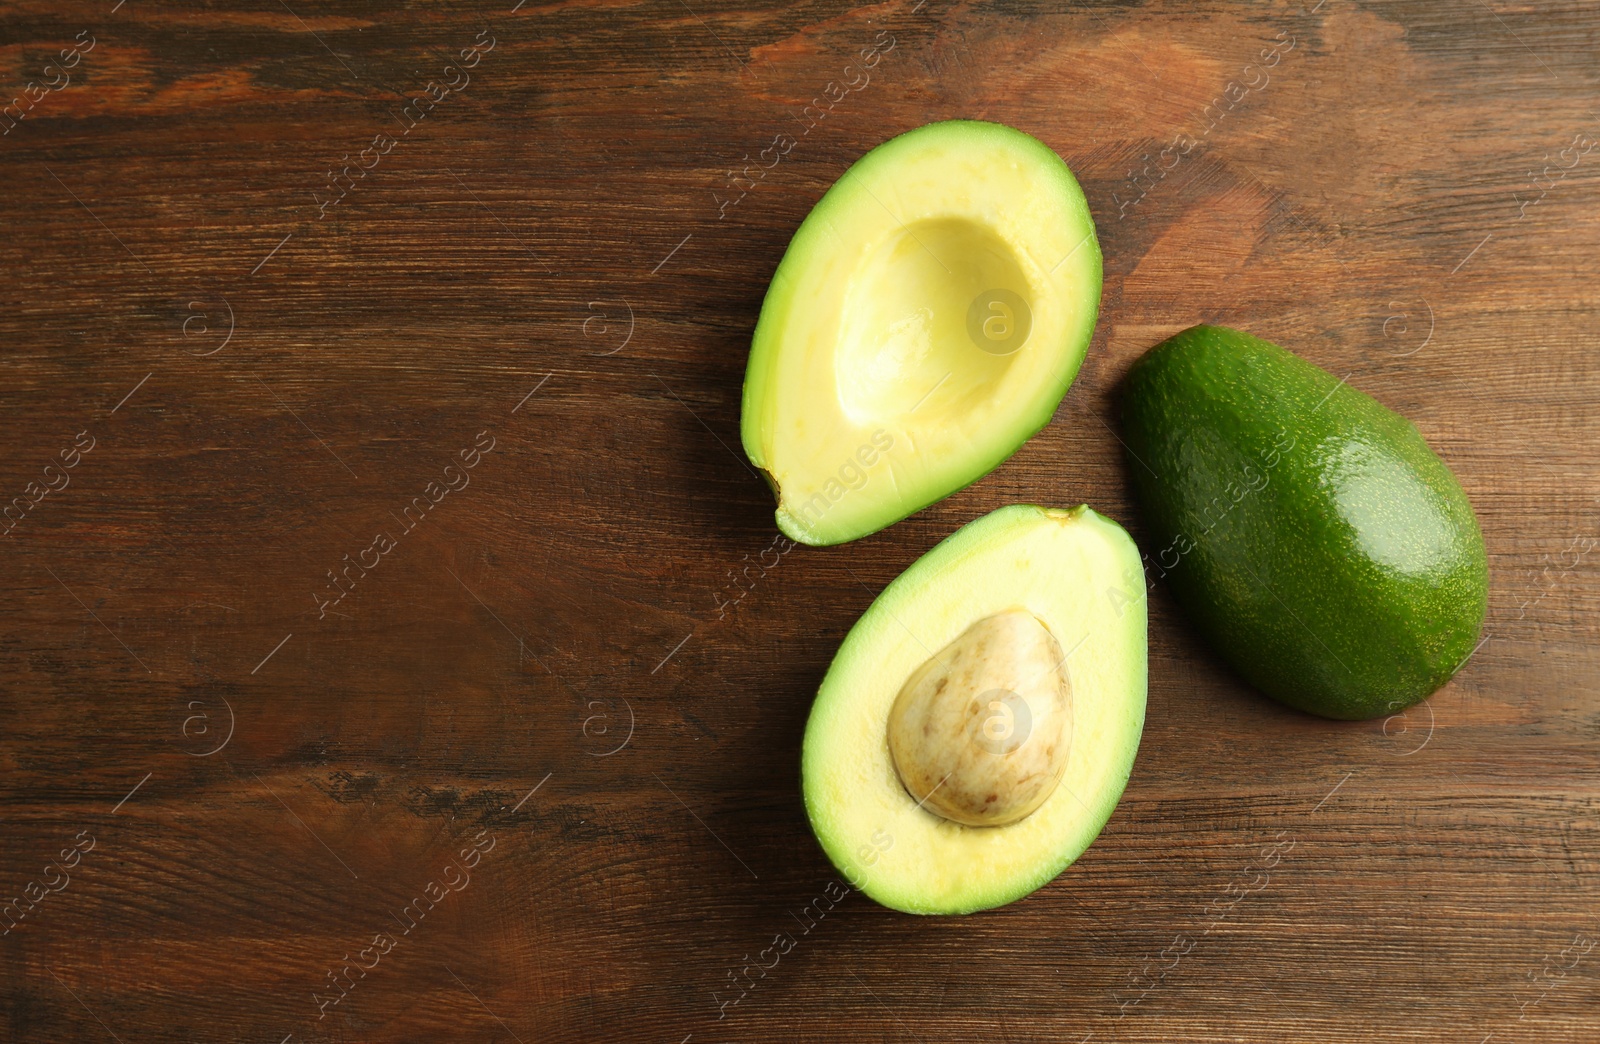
xmin=741 ymin=120 xmax=1103 ymax=546
xmin=803 ymin=504 xmax=1147 ymax=915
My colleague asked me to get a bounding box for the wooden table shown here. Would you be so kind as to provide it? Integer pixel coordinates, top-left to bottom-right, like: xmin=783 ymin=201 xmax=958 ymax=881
xmin=2 ymin=0 xmax=1596 ymax=1040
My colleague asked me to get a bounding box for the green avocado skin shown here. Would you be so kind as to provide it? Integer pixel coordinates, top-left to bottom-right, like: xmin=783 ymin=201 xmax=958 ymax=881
xmin=1120 ymin=325 xmax=1488 ymax=720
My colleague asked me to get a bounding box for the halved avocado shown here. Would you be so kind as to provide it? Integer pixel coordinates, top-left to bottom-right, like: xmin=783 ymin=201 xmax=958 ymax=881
xmin=802 ymin=504 xmax=1147 ymax=915
xmin=742 ymin=120 xmax=1103 ymax=546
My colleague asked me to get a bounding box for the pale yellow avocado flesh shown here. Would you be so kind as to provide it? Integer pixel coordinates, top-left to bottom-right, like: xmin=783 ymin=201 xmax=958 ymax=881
xmin=801 ymin=504 xmax=1147 ymax=914
xmin=741 ymin=121 xmax=1102 ymax=546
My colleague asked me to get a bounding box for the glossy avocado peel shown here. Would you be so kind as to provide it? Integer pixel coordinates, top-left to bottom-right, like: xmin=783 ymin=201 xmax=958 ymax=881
xmin=1119 ymin=324 xmax=1488 ymax=721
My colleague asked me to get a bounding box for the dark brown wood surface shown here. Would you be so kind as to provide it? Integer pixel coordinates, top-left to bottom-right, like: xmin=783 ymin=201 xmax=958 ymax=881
xmin=2 ymin=0 xmax=1597 ymax=1040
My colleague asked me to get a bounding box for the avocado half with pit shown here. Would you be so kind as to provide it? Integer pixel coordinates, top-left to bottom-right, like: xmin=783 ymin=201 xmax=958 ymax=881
xmin=802 ymin=504 xmax=1147 ymax=915
xmin=741 ymin=120 xmax=1103 ymax=546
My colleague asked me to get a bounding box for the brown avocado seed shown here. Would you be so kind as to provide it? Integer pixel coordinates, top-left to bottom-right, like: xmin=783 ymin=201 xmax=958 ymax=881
xmin=887 ymin=608 xmax=1073 ymax=827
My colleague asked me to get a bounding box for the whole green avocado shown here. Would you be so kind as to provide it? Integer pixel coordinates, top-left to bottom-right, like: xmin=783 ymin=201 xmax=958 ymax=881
xmin=1120 ymin=324 xmax=1488 ymax=720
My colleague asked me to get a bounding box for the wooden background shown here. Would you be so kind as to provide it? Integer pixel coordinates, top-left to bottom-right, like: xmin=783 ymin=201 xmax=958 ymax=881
xmin=2 ymin=0 xmax=1597 ymax=1040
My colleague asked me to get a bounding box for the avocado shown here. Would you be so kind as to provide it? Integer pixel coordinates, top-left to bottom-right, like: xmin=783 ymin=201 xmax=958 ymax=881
xmin=1119 ymin=324 xmax=1488 ymax=721
xmin=802 ymin=504 xmax=1147 ymax=914
xmin=741 ymin=120 xmax=1103 ymax=546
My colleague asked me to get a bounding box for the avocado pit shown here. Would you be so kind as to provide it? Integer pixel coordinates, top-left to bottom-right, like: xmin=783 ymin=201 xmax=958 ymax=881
xmin=887 ymin=608 xmax=1072 ymax=827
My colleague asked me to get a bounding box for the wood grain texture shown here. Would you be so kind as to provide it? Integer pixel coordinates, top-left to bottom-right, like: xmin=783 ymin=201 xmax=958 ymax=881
xmin=1 ymin=0 xmax=1597 ymax=1041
